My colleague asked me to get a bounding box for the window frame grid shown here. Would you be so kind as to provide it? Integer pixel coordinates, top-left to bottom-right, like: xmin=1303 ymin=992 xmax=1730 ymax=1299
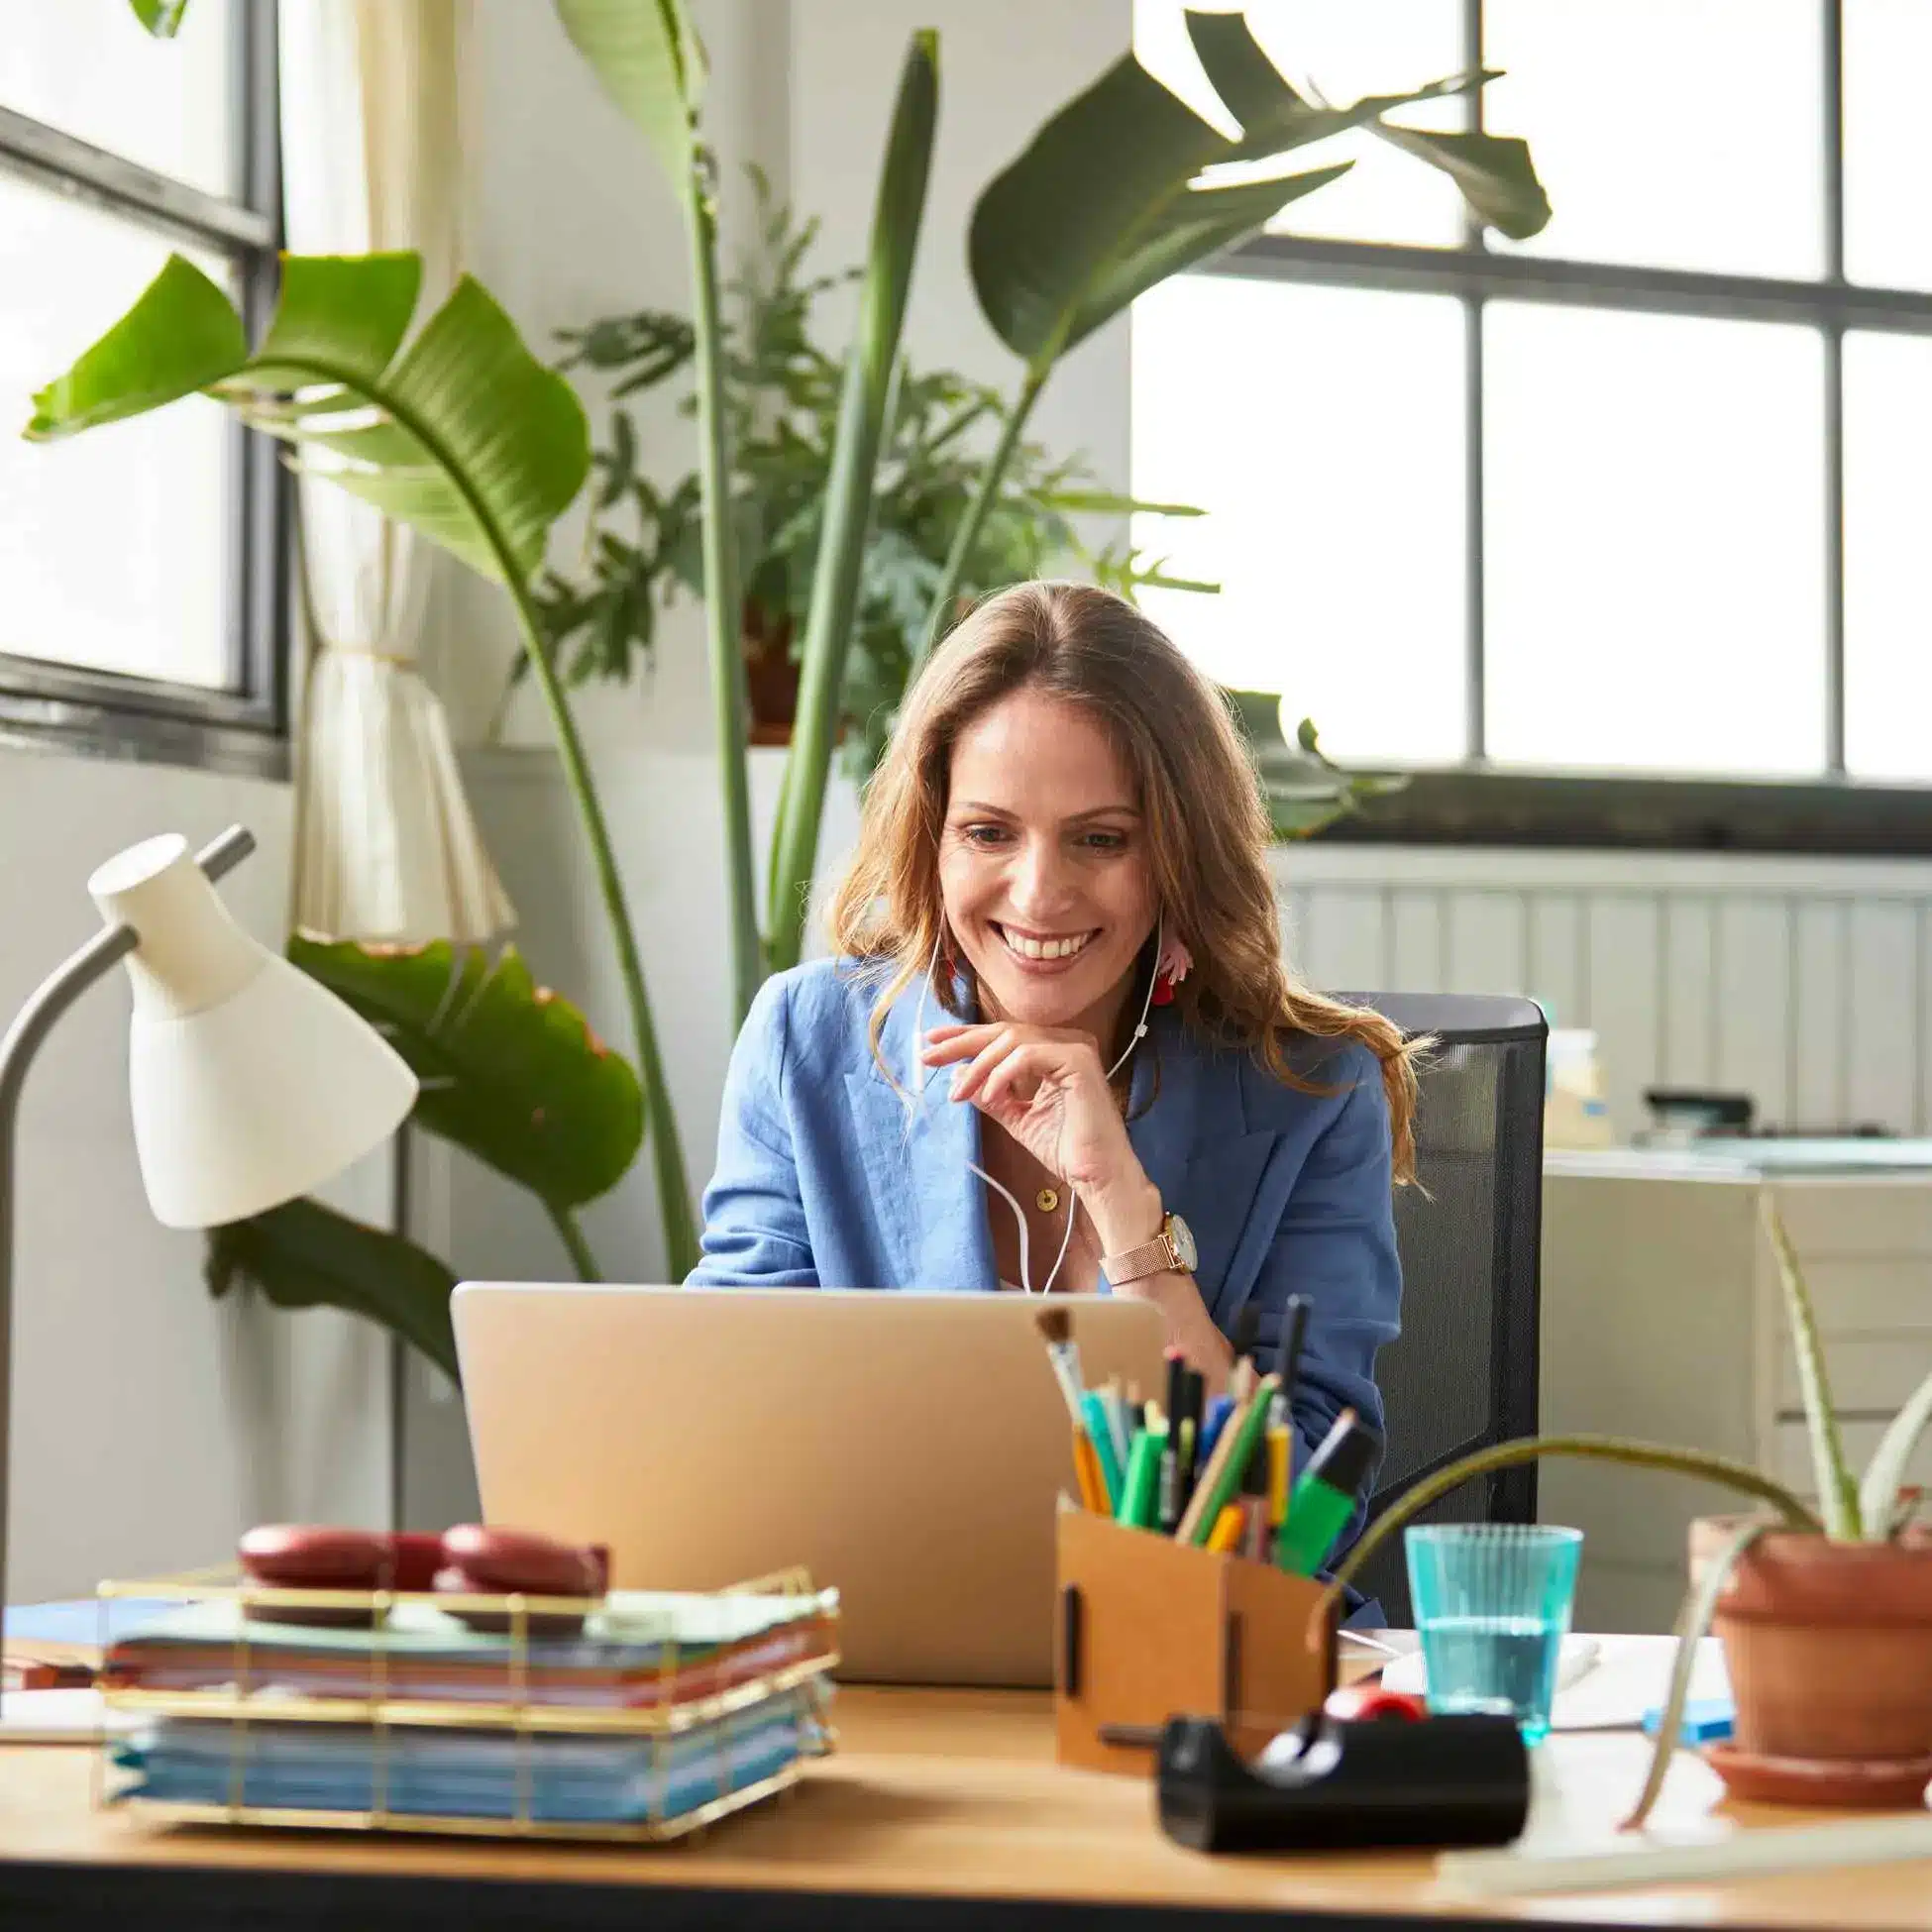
xmin=0 ymin=0 xmax=287 ymax=780
xmin=1194 ymin=0 xmax=1932 ymax=853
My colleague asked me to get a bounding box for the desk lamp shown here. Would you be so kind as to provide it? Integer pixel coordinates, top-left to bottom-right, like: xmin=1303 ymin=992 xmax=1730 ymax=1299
xmin=0 ymin=825 xmax=418 ymax=1707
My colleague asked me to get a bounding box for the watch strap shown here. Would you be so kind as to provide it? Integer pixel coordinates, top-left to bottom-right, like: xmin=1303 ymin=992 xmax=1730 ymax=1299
xmin=1102 ymin=1221 xmax=1174 ymax=1287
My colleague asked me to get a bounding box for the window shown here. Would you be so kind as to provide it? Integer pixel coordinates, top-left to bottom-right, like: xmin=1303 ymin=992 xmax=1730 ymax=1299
xmin=1130 ymin=2 xmax=1932 ymax=851
xmin=0 ymin=0 xmax=284 ymax=774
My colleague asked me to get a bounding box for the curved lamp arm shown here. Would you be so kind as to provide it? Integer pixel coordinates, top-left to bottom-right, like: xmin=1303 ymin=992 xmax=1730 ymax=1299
xmin=0 ymin=825 xmax=255 ymax=1715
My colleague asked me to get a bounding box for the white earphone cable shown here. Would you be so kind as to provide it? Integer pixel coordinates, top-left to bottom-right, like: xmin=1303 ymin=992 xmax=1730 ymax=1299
xmin=912 ymin=918 xmax=1163 ymax=1297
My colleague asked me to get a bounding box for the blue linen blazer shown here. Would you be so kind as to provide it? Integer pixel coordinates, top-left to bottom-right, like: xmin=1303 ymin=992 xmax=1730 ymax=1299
xmin=689 ymin=960 xmax=1403 ymax=1513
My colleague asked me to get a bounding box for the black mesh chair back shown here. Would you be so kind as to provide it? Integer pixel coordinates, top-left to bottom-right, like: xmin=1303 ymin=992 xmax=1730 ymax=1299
xmin=1329 ymin=993 xmax=1548 ymax=1625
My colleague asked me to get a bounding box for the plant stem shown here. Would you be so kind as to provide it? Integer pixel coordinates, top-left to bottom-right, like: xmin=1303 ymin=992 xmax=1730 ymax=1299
xmin=507 ymin=572 xmax=701 ymax=1279
xmin=546 ymin=1201 xmax=602 ymax=1282
xmin=1320 ymin=1434 xmax=1821 ymax=1614
xmin=261 ymin=355 xmax=703 ymax=1280
xmin=910 ymin=361 xmax=1047 ymax=677
xmin=764 ymin=33 xmax=938 ymax=979
xmin=686 ymin=156 xmax=764 ymax=1032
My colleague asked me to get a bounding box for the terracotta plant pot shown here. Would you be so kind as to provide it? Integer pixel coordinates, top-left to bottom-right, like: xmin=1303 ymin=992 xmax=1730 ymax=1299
xmin=741 ymin=626 xmax=798 ymax=746
xmin=1688 ymin=1516 xmax=1932 ymax=1762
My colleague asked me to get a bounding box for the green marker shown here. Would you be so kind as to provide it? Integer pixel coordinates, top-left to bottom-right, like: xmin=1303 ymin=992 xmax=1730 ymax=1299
xmin=1117 ymin=1427 xmax=1165 ymax=1529
xmin=1275 ymin=1410 xmax=1382 ymax=1577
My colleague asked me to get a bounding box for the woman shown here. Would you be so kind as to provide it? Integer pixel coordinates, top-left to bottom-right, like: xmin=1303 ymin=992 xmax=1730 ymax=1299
xmin=691 ymin=582 xmax=1418 ymax=1502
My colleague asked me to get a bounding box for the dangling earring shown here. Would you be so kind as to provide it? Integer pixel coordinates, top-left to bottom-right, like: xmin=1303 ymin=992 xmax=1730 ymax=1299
xmin=1151 ymin=932 xmax=1193 ymax=1007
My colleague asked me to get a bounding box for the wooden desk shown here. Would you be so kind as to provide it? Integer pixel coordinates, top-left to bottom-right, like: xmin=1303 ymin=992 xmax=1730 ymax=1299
xmin=0 ymin=1688 xmax=1927 ymax=1931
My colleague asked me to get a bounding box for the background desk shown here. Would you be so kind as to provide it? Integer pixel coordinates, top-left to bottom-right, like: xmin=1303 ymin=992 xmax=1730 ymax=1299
xmin=0 ymin=1687 xmax=1927 ymax=1931
xmin=1543 ymin=1146 xmax=1932 ymax=1632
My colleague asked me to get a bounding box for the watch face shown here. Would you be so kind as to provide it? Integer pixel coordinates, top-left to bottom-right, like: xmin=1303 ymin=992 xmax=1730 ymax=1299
xmin=1166 ymin=1213 xmax=1198 ymax=1273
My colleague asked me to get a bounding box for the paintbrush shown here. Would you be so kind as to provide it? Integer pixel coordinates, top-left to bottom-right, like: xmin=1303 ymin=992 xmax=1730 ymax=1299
xmin=1032 ymin=1305 xmax=1087 ymax=1423
xmin=1035 ymin=1306 xmax=1110 ymax=1512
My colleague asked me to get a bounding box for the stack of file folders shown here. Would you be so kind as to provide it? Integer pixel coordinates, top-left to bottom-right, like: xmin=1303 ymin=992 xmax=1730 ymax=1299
xmin=101 ymin=1582 xmax=840 ymax=1836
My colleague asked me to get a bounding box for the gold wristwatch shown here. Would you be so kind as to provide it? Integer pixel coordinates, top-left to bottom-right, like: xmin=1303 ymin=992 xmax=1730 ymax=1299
xmin=1101 ymin=1211 xmax=1197 ymax=1287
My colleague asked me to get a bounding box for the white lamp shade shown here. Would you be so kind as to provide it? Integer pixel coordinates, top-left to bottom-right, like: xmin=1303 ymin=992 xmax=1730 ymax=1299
xmin=88 ymin=833 xmax=419 ymax=1230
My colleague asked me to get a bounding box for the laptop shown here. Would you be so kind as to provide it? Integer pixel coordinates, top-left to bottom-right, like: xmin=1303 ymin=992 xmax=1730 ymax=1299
xmin=453 ymin=1285 xmax=1167 ymax=1687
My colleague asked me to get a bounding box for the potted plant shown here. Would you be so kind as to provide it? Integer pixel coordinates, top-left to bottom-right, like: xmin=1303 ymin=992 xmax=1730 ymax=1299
xmin=524 ymin=172 xmax=1215 ymax=776
xmin=1323 ymin=1199 xmax=1932 ymax=1823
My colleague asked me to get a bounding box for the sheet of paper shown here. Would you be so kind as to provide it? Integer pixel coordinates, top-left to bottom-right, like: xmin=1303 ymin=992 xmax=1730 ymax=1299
xmin=0 ymin=1688 xmax=139 ymax=1744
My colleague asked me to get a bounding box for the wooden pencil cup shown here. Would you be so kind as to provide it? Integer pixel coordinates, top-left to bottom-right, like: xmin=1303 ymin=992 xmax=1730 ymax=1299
xmin=1053 ymin=1510 xmax=1337 ymax=1775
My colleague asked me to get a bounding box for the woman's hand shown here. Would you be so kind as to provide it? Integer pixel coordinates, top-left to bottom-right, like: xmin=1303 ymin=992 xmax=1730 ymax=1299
xmin=919 ymin=1021 xmax=1143 ymax=1204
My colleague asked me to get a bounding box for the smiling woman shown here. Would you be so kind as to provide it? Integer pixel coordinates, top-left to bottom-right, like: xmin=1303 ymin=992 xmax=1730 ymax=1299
xmin=689 ymin=583 xmax=1420 ymax=1555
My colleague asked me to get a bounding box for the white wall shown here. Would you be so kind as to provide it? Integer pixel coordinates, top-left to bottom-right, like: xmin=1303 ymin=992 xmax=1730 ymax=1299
xmin=1 ymin=746 xmax=389 ymax=1600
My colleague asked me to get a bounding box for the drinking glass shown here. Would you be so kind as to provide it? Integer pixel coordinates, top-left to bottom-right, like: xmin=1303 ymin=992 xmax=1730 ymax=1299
xmin=1405 ymin=1524 xmax=1583 ymax=1744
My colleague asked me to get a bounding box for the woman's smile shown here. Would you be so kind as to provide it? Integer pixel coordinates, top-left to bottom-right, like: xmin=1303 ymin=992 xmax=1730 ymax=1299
xmin=990 ymin=921 xmax=1099 ymax=967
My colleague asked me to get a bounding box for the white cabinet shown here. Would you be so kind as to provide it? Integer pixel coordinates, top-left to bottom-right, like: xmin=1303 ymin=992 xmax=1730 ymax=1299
xmin=1539 ymin=1150 xmax=1932 ymax=1632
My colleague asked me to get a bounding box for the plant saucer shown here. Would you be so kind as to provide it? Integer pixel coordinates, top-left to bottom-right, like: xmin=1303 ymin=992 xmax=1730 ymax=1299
xmin=1704 ymin=1744 xmax=1932 ymax=1810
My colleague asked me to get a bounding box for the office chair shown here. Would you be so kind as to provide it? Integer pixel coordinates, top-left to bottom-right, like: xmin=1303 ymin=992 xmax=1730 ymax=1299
xmin=1329 ymin=993 xmax=1549 ymax=1625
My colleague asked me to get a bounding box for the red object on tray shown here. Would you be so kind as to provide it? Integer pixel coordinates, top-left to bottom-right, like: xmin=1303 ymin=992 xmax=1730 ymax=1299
xmin=234 ymin=1524 xmax=609 ymax=1631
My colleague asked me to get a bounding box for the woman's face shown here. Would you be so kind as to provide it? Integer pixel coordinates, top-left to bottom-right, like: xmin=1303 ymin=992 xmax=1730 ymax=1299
xmin=938 ymin=688 xmax=1157 ymax=1032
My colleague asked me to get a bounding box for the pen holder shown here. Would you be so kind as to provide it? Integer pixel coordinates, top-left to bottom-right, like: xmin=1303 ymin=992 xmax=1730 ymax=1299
xmin=1053 ymin=1510 xmax=1336 ymax=1775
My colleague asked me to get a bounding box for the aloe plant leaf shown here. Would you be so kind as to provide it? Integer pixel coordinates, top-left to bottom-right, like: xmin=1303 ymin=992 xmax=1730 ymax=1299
xmin=1621 ymin=1517 xmax=1768 ymax=1832
xmin=552 ymin=0 xmax=704 ymax=187
xmin=207 ymin=1199 xmax=459 ymax=1382
xmin=1321 ymin=1434 xmax=1819 ymax=1612
xmin=289 ymin=937 xmax=643 ymax=1210
xmin=26 ymin=253 xmax=589 ymax=585
xmin=1762 ymin=1198 xmax=1863 ymax=1539
xmin=765 ymin=30 xmax=938 ymax=976
xmin=129 ymin=0 xmax=190 ymax=36
xmin=1859 ymin=1364 xmax=1932 ymax=1544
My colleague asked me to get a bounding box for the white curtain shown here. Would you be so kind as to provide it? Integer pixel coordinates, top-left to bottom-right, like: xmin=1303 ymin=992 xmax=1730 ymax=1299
xmin=279 ymin=0 xmax=514 ymax=945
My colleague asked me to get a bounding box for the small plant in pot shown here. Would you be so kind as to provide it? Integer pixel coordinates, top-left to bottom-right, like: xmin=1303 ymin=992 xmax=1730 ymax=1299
xmin=1323 ymin=1199 xmax=1932 ymax=1825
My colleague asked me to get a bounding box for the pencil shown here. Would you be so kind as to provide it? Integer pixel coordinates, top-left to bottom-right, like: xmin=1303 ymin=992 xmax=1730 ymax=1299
xmin=1072 ymin=1427 xmax=1109 ymax=1513
xmin=1205 ymin=1504 xmax=1244 ymax=1555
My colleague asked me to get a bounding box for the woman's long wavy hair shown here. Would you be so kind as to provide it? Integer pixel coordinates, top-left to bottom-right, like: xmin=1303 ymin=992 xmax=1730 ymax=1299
xmin=826 ymin=582 xmax=1422 ymax=1183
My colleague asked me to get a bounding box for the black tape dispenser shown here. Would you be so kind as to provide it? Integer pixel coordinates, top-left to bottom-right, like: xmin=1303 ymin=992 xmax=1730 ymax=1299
xmin=1155 ymin=1687 xmax=1531 ymax=1855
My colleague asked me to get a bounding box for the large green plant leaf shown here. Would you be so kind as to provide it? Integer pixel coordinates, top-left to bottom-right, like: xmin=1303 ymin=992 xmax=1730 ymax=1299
xmin=290 ymin=937 xmax=643 ymax=1210
xmin=1859 ymin=1364 xmax=1932 ymax=1544
xmin=970 ymin=10 xmax=1549 ymax=372
xmin=26 ymin=253 xmax=589 ymax=585
xmin=1763 ymin=1199 xmax=1863 ymax=1539
xmin=766 ymin=31 xmax=938 ymax=974
xmin=1187 ymin=11 xmax=1549 ymax=236
xmin=207 ymin=1199 xmax=460 ymax=1382
xmin=553 ymin=0 xmax=704 ymax=188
